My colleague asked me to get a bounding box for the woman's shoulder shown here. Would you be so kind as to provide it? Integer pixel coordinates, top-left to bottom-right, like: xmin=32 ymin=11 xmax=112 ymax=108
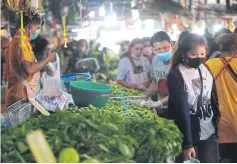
xmin=141 ymin=56 xmax=151 ymax=64
xmin=119 ymin=57 xmax=130 ymax=66
xmin=120 ymin=56 xmax=129 ymax=62
xmin=167 ymin=66 xmax=183 ymax=80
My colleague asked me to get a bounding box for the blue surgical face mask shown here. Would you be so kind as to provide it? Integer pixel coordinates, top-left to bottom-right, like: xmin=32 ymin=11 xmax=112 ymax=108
xmin=155 ymin=50 xmax=172 ymax=62
xmin=30 ymin=29 xmax=40 ymax=41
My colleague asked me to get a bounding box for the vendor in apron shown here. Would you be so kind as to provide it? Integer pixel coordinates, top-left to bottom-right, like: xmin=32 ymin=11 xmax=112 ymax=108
xmin=141 ymin=31 xmax=172 ymax=116
xmin=6 ymin=11 xmax=56 ymax=106
xmin=117 ymin=38 xmax=152 ymax=90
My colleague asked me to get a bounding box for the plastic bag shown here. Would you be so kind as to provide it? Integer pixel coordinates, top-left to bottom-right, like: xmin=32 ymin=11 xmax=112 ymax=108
xmin=37 ymin=53 xmax=74 ymax=111
xmin=184 ymin=158 xmax=200 ymax=163
xmin=75 ymin=58 xmax=100 ymax=74
xmin=41 ymin=53 xmax=66 ymax=98
xmin=35 ymin=91 xmax=74 ymax=112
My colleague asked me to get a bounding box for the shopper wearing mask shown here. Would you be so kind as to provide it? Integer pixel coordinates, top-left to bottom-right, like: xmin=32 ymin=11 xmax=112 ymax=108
xmin=206 ymin=33 xmax=237 ymax=163
xmin=142 ymin=37 xmax=154 ymax=63
xmin=167 ymin=32 xmax=219 ymax=163
xmin=6 ymin=12 xmax=56 ymax=106
xmin=140 ymin=31 xmax=172 ymax=115
xmin=117 ymin=38 xmax=152 ymax=90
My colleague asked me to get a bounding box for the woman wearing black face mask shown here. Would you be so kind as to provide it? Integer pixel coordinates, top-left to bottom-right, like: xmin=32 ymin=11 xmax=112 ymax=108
xmin=167 ymin=32 xmax=220 ymax=163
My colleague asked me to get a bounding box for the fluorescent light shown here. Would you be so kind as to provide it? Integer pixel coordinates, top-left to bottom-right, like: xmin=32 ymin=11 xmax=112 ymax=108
xmin=132 ymin=10 xmax=139 ymax=19
xmin=105 ymin=11 xmax=117 ymax=26
xmin=71 ymin=29 xmax=81 ymax=32
xmin=99 ymin=6 xmax=106 ymax=17
xmin=89 ymin=11 xmax=95 ymax=18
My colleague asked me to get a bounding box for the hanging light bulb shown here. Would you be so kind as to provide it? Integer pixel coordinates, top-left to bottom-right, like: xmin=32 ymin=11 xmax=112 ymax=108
xmin=99 ymin=5 xmax=106 ymax=17
xmin=105 ymin=1 xmax=117 ymax=25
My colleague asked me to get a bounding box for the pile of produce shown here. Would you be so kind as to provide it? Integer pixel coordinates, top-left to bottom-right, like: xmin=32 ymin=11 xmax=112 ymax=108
xmin=1 ymin=109 xmax=182 ymax=163
xmin=74 ymin=99 xmax=155 ymax=120
xmin=1 ymin=85 xmax=183 ymax=163
xmin=112 ymin=84 xmax=143 ymax=97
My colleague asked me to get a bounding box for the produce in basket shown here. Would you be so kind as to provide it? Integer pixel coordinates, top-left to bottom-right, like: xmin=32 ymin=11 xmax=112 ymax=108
xmin=1 ymin=109 xmax=182 ymax=163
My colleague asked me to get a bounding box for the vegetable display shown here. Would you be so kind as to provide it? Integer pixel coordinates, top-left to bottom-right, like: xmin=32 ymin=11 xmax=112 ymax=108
xmin=1 ymin=85 xmax=183 ymax=163
xmin=112 ymin=84 xmax=143 ymax=97
xmin=1 ymin=110 xmax=182 ymax=163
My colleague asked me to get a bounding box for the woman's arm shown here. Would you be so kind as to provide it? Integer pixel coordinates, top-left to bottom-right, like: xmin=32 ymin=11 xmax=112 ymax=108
xmin=22 ymin=53 xmax=56 ymax=76
xmin=167 ymin=68 xmax=193 ymax=149
xmin=144 ymin=81 xmax=158 ymax=98
xmin=117 ymin=80 xmax=133 ymax=88
xmin=116 ymin=58 xmax=131 ymax=88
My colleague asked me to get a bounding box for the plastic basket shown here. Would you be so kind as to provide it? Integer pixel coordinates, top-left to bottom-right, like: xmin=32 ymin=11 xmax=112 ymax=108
xmin=61 ymin=73 xmax=91 ymax=91
xmin=1 ymin=112 xmax=11 ymax=128
xmin=7 ymin=99 xmax=36 ymax=126
xmin=71 ymin=81 xmax=112 ymax=108
xmin=70 ymin=81 xmax=112 ymax=94
xmin=71 ymin=89 xmax=111 ymax=108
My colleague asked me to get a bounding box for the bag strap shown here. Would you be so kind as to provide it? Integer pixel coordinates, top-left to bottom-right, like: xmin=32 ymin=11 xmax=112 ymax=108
xmin=215 ymin=57 xmax=234 ymax=80
xmin=127 ymin=56 xmax=137 ymax=71
xmin=197 ymin=68 xmax=203 ymax=112
xmin=222 ymin=57 xmax=237 ymax=82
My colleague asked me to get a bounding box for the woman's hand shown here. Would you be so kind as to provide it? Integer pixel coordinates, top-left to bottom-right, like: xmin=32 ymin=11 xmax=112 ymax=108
xmin=184 ymin=147 xmax=196 ymax=160
xmin=46 ymin=52 xmax=56 ymax=63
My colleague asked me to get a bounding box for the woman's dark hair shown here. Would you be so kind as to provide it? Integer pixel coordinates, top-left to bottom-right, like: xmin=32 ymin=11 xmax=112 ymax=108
xmin=120 ymin=38 xmax=143 ymax=59
xmin=214 ymin=28 xmax=232 ymax=39
xmin=170 ymin=32 xmax=207 ymax=68
xmin=208 ymin=28 xmax=232 ymax=58
xmin=129 ymin=38 xmax=143 ymax=49
xmin=150 ymin=31 xmax=170 ymax=47
xmin=18 ymin=11 xmax=43 ymax=28
xmin=172 ymin=30 xmax=190 ymax=52
xmin=216 ymin=33 xmax=237 ymax=52
xmin=31 ymin=35 xmax=49 ymax=53
xmin=30 ymin=35 xmax=49 ymax=61
xmin=78 ymin=39 xmax=88 ymax=50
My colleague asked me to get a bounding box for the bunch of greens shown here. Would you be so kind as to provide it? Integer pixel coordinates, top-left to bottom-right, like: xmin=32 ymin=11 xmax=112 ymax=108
xmin=1 ymin=110 xmax=137 ymax=163
xmin=1 ymin=110 xmax=182 ymax=163
xmin=108 ymin=57 xmax=119 ymax=81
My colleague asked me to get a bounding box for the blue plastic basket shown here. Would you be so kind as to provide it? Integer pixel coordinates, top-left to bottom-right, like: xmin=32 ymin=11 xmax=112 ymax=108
xmin=61 ymin=73 xmax=91 ymax=91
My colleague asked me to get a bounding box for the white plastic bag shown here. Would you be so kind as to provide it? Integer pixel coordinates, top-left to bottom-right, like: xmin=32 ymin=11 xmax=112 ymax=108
xmin=35 ymin=91 xmax=74 ymax=112
xmin=37 ymin=53 xmax=74 ymax=111
xmin=41 ymin=53 xmax=64 ymax=98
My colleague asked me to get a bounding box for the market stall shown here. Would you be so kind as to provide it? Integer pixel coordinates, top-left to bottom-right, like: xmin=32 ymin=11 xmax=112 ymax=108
xmin=1 ymin=84 xmax=183 ymax=163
